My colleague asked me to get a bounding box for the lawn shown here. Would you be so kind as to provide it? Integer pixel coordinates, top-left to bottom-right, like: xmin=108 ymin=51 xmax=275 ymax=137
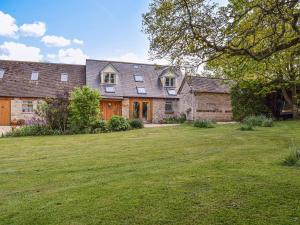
xmin=1 ymin=121 xmax=300 ymax=225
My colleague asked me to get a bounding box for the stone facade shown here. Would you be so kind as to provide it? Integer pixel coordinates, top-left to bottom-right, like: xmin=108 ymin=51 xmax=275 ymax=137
xmin=10 ymin=98 xmax=44 ymax=122
xmin=122 ymin=98 xmax=130 ymax=119
xmin=152 ymin=99 xmax=179 ymax=123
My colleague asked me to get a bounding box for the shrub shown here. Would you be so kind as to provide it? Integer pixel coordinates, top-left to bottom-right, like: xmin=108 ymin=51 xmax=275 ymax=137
xmin=243 ymin=115 xmax=273 ymax=127
xmin=68 ymin=86 xmax=101 ymax=131
xmin=261 ymin=118 xmax=273 ymax=127
xmin=92 ymin=120 xmax=110 ymax=133
xmin=36 ymin=92 xmax=70 ymax=132
xmin=239 ymin=123 xmax=254 ymax=131
xmin=129 ymin=119 xmax=144 ymax=129
xmin=161 ymin=114 xmax=186 ymax=124
xmin=193 ymin=119 xmax=215 ymax=128
xmin=4 ymin=125 xmax=59 ymax=137
xmin=108 ymin=116 xmax=131 ymax=131
xmin=283 ymin=145 xmax=300 ymax=166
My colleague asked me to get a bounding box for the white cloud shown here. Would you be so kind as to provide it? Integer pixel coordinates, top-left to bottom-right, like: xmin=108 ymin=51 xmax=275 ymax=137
xmin=20 ymin=22 xmax=46 ymax=37
xmin=47 ymin=48 xmax=88 ymax=64
xmin=0 ymin=41 xmax=43 ymax=61
xmin=0 ymin=11 xmax=18 ymax=37
xmin=73 ymin=38 xmax=84 ymax=45
xmin=41 ymin=35 xmax=71 ymax=47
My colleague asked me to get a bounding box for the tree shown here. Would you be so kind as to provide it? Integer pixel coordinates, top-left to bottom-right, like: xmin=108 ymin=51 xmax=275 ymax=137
xmin=68 ymin=86 xmax=101 ymax=131
xmin=143 ymin=0 xmax=300 ymax=65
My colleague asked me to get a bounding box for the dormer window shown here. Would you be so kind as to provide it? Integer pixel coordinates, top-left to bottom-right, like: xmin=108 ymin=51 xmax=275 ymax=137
xmin=104 ymin=72 xmax=116 ymax=84
xmin=0 ymin=69 xmax=4 ymax=79
xmin=165 ymin=77 xmax=175 ymax=87
xmin=61 ymin=73 xmax=68 ymax=82
xmin=31 ymin=72 xmax=39 ymax=81
xmin=134 ymin=75 xmax=144 ymax=82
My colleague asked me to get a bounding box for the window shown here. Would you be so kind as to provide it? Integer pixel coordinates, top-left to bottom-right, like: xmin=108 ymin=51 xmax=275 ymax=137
xmin=22 ymin=100 xmax=34 ymax=113
xmin=133 ymin=65 xmax=139 ymax=69
xmin=137 ymin=87 xmax=146 ymax=94
xmin=105 ymin=86 xmax=115 ymax=93
xmin=103 ymin=72 xmax=116 ymax=84
xmin=61 ymin=73 xmax=68 ymax=82
xmin=167 ymin=89 xmax=176 ymax=96
xmin=134 ymin=75 xmax=144 ymax=82
xmin=165 ymin=101 xmax=173 ymax=113
xmin=0 ymin=69 xmax=5 ymax=79
xmin=31 ymin=72 xmax=39 ymax=81
xmin=165 ymin=77 xmax=175 ymax=87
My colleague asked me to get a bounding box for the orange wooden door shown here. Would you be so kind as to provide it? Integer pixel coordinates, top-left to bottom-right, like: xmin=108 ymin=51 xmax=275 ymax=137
xmin=0 ymin=99 xmax=11 ymax=125
xmin=129 ymin=98 xmax=153 ymax=123
xmin=100 ymin=101 xmax=122 ymax=120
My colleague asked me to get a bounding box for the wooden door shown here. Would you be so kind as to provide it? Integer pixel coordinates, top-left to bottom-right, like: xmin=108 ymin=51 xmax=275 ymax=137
xmin=100 ymin=100 xmax=122 ymax=120
xmin=0 ymin=99 xmax=11 ymax=125
xmin=129 ymin=98 xmax=152 ymax=123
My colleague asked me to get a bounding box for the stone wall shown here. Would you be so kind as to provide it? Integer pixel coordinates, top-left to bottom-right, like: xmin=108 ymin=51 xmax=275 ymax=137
xmin=178 ymin=81 xmax=195 ymax=121
xmin=122 ymin=98 xmax=130 ymax=119
xmin=152 ymin=99 xmax=179 ymax=123
xmin=11 ymin=98 xmax=44 ymax=122
xmin=193 ymin=93 xmax=232 ymax=121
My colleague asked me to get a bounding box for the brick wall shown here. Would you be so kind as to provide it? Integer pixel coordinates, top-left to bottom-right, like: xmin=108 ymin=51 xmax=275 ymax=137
xmin=11 ymin=98 xmax=44 ymax=122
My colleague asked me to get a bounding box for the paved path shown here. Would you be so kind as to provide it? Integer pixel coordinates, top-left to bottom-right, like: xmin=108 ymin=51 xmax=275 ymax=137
xmin=144 ymin=124 xmax=180 ymax=128
xmin=0 ymin=126 xmax=12 ymax=136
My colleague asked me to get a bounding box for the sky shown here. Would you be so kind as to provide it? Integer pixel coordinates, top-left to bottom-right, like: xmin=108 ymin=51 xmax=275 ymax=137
xmin=0 ymin=0 xmax=227 ymax=65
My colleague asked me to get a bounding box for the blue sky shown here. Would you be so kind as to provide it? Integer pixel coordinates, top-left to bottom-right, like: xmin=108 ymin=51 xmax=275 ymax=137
xmin=0 ymin=0 xmax=227 ymax=64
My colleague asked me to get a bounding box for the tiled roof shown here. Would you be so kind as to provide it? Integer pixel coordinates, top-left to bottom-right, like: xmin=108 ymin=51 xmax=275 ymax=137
xmin=86 ymin=59 xmax=183 ymax=99
xmin=183 ymin=76 xmax=231 ymax=93
xmin=0 ymin=60 xmax=86 ymax=98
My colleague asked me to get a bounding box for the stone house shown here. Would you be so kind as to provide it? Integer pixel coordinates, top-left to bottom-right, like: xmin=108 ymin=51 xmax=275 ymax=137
xmin=178 ymin=76 xmax=232 ymax=121
xmin=0 ymin=59 xmax=232 ymax=125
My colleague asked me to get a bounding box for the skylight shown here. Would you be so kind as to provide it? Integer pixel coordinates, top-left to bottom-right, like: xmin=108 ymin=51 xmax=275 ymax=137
xmin=133 ymin=65 xmax=139 ymax=69
xmin=61 ymin=73 xmax=68 ymax=82
xmin=31 ymin=72 xmax=39 ymax=81
xmin=167 ymin=89 xmax=176 ymax=96
xmin=137 ymin=87 xmax=146 ymax=94
xmin=134 ymin=75 xmax=144 ymax=82
xmin=0 ymin=69 xmax=4 ymax=79
xmin=105 ymin=86 xmax=115 ymax=93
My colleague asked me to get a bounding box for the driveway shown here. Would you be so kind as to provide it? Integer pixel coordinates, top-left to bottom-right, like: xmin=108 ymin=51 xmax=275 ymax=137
xmin=0 ymin=126 xmax=12 ymax=136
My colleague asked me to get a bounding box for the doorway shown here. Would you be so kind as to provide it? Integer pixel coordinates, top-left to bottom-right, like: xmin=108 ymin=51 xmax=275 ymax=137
xmin=100 ymin=100 xmax=122 ymax=120
xmin=130 ymin=98 xmax=152 ymax=123
xmin=0 ymin=98 xmax=11 ymax=125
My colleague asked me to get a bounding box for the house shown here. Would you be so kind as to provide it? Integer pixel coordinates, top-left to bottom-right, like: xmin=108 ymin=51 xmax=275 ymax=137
xmin=0 ymin=60 xmax=85 ymax=125
xmin=178 ymin=76 xmax=232 ymax=121
xmin=86 ymin=59 xmax=183 ymax=123
xmin=0 ymin=59 xmax=232 ymax=125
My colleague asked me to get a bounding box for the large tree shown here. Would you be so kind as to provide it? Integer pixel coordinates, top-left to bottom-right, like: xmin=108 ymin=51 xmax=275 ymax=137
xmin=143 ymin=0 xmax=300 ymax=66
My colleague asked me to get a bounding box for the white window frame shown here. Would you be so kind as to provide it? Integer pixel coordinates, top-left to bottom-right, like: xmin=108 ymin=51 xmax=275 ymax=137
xmin=165 ymin=77 xmax=176 ymax=87
xmin=31 ymin=71 xmax=39 ymax=81
xmin=61 ymin=73 xmax=68 ymax=82
xmin=103 ymin=72 xmax=116 ymax=84
xmin=22 ymin=100 xmax=34 ymax=113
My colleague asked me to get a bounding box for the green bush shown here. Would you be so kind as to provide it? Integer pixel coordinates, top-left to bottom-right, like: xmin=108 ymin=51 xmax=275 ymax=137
xmin=283 ymin=145 xmax=300 ymax=166
xmin=68 ymin=86 xmax=101 ymax=131
xmin=108 ymin=116 xmax=131 ymax=131
xmin=4 ymin=125 xmax=59 ymax=137
xmin=261 ymin=118 xmax=274 ymax=127
xmin=129 ymin=119 xmax=144 ymax=129
xmin=92 ymin=120 xmax=110 ymax=133
xmin=243 ymin=115 xmax=273 ymax=127
xmin=193 ymin=120 xmax=215 ymax=128
xmin=239 ymin=123 xmax=254 ymax=131
xmin=161 ymin=114 xmax=186 ymax=124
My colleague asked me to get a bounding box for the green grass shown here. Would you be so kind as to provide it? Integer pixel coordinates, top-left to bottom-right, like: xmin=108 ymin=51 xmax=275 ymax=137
xmin=1 ymin=121 xmax=300 ymax=225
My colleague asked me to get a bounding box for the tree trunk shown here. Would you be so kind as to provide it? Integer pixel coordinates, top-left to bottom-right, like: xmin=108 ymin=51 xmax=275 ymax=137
xmin=282 ymin=87 xmax=299 ymax=119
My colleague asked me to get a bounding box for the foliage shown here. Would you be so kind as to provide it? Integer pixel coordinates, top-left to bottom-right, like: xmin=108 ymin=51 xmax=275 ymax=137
xmin=161 ymin=114 xmax=186 ymax=124
xmin=4 ymin=125 xmax=59 ymax=137
xmin=230 ymin=83 xmax=270 ymax=121
xmin=92 ymin=120 xmax=110 ymax=133
xmin=108 ymin=116 xmax=131 ymax=131
xmin=243 ymin=115 xmax=272 ymax=127
xmin=239 ymin=123 xmax=254 ymax=131
xmin=283 ymin=145 xmax=300 ymax=166
xmin=129 ymin=119 xmax=144 ymax=129
xmin=36 ymin=92 xmax=70 ymax=132
xmin=193 ymin=119 xmax=215 ymax=128
xmin=68 ymin=86 xmax=101 ymax=131
xmin=143 ymin=0 xmax=300 ymax=65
